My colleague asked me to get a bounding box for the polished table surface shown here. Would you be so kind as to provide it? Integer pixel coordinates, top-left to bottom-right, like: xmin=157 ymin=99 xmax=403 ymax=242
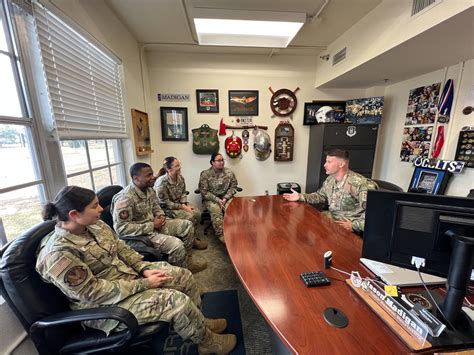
xmin=224 ymin=195 xmax=410 ymax=354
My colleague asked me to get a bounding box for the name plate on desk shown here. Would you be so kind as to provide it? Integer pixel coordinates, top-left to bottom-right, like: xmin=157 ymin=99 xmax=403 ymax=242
xmin=361 ymin=280 xmax=429 ymax=345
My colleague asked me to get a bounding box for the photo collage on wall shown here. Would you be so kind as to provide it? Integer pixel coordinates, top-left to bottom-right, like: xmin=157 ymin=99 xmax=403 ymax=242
xmin=400 ymin=82 xmax=441 ymax=162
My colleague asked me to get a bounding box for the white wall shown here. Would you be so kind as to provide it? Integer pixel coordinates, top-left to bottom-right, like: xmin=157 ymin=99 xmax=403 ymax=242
xmin=49 ymin=0 xmax=149 ymax=169
xmin=373 ymin=59 xmax=474 ymax=196
xmin=145 ymin=51 xmax=365 ymax=205
xmin=314 ymin=0 xmax=472 ymax=87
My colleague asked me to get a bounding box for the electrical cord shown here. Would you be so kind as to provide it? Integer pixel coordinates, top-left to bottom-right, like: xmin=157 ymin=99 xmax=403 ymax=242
xmin=329 ymin=265 xmax=386 ymax=288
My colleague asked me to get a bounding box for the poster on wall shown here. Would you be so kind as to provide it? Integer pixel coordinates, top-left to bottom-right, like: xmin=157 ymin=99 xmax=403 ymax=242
xmin=405 ymin=83 xmax=441 ymax=125
xmin=345 ymin=96 xmax=384 ymax=124
xmin=400 ymin=126 xmax=433 ymax=162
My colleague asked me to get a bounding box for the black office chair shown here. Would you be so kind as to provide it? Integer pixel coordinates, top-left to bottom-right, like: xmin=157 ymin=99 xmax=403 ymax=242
xmin=0 ymin=221 xmax=167 ymax=354
xmin=372 ymin=179 xmax=404 ymax=192
xmin=195 ymin=187 xmax=243 ymax=235
xmin=96 ymin=185 xmax=164 ymax=262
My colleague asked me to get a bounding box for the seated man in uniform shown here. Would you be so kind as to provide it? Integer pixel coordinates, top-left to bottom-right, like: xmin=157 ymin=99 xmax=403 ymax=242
xmin=283 ymin=149 xmax=377 ymax=234
xmin=198 ymin=153 xmax=238 ymax=244
xmin=112 ymin=162 xmax=206 ymax=273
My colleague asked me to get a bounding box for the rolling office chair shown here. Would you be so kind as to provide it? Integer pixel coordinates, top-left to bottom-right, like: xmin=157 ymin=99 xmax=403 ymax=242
xmin=195 ymin=187 xmax=243 ymax=235
xmin=0 ymin=220 xmax=167 ymax=354
xmin=96 ymin=185 xmax=164 ymax=262
xmin=372 ymin=179 xmax=404 ymax=192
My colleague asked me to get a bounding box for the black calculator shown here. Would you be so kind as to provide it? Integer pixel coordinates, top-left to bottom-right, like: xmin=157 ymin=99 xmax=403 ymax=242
xmin=300 ymin=271 xmax=331 ymax=287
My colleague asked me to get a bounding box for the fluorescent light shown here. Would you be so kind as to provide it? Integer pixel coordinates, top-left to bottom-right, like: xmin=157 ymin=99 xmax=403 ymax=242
xmin=193 ymin=10 xmax=305 ymax=48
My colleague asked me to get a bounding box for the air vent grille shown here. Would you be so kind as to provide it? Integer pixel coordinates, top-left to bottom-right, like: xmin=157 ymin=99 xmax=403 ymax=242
xmin=411 ymin=0 xmax=437 ymax=16
xmin=332 ymin=47 xmax=346 ymax=66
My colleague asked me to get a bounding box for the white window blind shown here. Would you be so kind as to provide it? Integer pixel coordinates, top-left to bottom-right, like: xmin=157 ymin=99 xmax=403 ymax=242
xmin=32 ymin=2 xmax=127 ymax=139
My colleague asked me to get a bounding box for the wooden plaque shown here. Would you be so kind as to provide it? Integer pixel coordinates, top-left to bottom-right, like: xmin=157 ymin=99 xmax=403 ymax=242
xmin=274 ymin=121 xmax=294 ymax=161
xmin=131 ymin=109 xmax=153 ymax=156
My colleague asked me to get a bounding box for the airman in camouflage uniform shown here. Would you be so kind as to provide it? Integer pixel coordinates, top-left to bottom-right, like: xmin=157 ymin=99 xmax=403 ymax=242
xmin=36 ymin=220 xmax=202 ymax=336
xmin=112 ymin=163 xmax=206 ymax=273
xmin=298 ymin=170 xmax=377 ymax=233
xmin=284 ymin=149 xmax=377 ymax=234
xmin=154 ymin=173 xmax=201 ymax=228
xmin=112 ymin=182 xmax=193 ymax=267
xmin=199 ymin=153 xmax=238 ymax=243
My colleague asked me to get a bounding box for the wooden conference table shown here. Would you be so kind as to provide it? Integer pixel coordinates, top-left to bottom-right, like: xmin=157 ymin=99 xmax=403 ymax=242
xmin=224 ymin=195 xmax=410 ymax=354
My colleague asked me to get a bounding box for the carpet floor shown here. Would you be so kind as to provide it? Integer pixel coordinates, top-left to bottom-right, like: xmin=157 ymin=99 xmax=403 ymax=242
xmin=192 ymin=224 xmax=273 ymax=355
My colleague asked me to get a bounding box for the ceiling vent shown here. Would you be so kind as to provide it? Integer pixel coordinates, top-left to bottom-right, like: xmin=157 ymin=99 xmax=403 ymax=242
xmin=332 ymin=47 xmax=346 ymax=66
xmin=411 ymin=0 xmax=441 ymax=16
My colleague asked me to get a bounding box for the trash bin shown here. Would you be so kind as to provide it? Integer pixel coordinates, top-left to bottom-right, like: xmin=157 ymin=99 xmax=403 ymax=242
xmin=277 ymin=182 xmax=301 ymax=195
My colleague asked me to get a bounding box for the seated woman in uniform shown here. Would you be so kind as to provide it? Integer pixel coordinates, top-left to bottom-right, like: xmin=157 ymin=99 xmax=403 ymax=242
xmin=36 ymin=186 xmax=236 ymax=354
xmin=154 ymin=156 xmax=207 ymax=249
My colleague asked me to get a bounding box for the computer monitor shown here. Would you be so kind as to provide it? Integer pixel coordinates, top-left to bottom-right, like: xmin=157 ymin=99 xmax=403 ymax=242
xmin=362 ymin=190 xmax=474 ymax=329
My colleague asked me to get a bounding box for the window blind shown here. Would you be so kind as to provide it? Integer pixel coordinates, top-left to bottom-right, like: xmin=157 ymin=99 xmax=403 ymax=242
xmin=32 ymin=2 xmax=127 ymax=139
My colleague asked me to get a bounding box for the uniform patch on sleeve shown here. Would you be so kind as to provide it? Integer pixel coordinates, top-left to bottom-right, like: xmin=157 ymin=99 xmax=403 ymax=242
xmin=119 ymin=210 xmax=129 ymax=220
xmin=48 ymin=255 xmax=73 ymax=277
xmin=64 ymin=266 xmax=88 ymax=287
xmin=114 ymin=199 xmax=128 ymax=210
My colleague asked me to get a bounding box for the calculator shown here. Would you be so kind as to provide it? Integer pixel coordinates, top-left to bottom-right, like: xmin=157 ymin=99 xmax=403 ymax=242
xmin=300 ymin=271 xmax=331 ymax=287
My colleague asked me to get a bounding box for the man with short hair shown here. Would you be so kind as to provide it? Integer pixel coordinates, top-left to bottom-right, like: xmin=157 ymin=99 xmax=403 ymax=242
xmin=283 ymin=149 xmax=377 ymax=234
xmin=112 ymin=162 xmax=206 ymax=273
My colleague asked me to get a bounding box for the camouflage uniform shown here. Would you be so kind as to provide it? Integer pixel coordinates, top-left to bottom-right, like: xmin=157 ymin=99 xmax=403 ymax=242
xmin=299 ymin=170 xmax=378 ymax=233
xmin=36 ymin=220 xmax=205 ymax=342
xmin=198 ymin=167 xmax=238 ymax=237
xmin=111 ymin=183 xmax=195 ymax=267
xmin=154 ymin=173 xmax=202 ymax=226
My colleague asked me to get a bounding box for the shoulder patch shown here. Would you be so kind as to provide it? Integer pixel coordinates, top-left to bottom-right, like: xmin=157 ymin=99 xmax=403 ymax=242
xmin=64 ymin=266 xmax=88 ymax=287
xmin=48 ymin=255 xmax=73 ymax=277
xmin=119 ymin=210 xmax=129 ymax=220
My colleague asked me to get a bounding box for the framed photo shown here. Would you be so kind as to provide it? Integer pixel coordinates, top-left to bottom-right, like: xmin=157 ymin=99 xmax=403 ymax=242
xmin=345 ymin=96 xmax=384 ymax=124
xmin=229 ymin=90 xmax=259 ymax=116
xmin=131 ymin=109 xmax=152 ymax=155
xmin=160 ymin=107 xmax=189 ymax=141
xmin=303 ymin=101 xmax=346 ymax=125
xmin=408 ymin=166 xmax=451 ymax=194
xmin=196 ymin=89 xmax=219 ymax=113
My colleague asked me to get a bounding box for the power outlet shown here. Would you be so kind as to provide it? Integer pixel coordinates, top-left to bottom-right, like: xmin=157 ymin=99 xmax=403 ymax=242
xmin=265 ymin=190 xmax=269 ymax=196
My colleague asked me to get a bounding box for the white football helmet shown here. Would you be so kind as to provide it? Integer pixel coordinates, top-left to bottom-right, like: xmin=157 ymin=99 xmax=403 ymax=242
xmin=315 ymin=106 xmax=334 ymax=123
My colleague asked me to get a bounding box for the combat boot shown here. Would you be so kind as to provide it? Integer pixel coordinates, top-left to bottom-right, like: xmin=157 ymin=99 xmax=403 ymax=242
xmin=187 ymin=255 xmax=207 ymax=274
xmin=218 ymin=236 xmax=225 ymax=244
xmin=198 ymin=328 xmax=237 ymax=354
xmin=204 ymin=318 xmax=227 ymax=334
xmin=193 ymin=238 xmax=208 ymax=250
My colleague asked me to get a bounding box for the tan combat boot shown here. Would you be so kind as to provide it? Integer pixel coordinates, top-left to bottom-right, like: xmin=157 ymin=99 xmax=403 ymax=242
xmin=193 ymin=238 xmax=208 ymax=250
xmin=187 ymin=255 xmax=207 ymax=274
xmin=198 ymin=328 xmax=237 ymax=354
xmin=204 ymin=318 xmax=227 ymax=334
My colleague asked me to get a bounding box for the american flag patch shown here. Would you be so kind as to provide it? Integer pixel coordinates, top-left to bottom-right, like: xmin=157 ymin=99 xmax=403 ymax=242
xmin=114 ymin=200 xmax=128 ymax=209
xmin=48 ymin=256 xmax=72 ymax=277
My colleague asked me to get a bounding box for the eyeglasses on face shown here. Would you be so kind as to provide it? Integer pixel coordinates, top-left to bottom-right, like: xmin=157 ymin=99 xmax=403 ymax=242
xmin=214 ymin=158 xmax=225 ymax=162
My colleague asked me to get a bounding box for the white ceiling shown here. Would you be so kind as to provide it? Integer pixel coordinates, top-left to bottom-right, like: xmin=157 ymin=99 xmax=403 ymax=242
xmin=105 ymin=0 xmax=382 ymax=56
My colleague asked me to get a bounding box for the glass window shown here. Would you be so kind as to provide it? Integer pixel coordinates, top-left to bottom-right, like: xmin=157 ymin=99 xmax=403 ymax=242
xmin=88 ymin=140 xmax=108 ymax=168
xmin=62 ymin=139 xmax=125 ymax=190
xmin=0 ymin=124 xmax=39 ymax=189
xmin=68 ymin=173 xmax=93 ymax=189
xmin=0 ymin=185 xmax=44 ymax=242
xmin=0 ymin=54 xmax=23 ymax=117
xmin=60 ymin=140 xmax=89 ymax=174
xmin=93 ymin=168 xmax=111 ymax=191
xmin=0 ymin=8 xmax=8 ymax=51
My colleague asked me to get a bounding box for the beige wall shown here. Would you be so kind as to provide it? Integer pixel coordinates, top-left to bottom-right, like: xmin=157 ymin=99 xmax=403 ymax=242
xmin=314 ymin=0 xmax=472 ymax=87
xmin=145 ymin=51 xmax=366 ymax=205
xmin=373 ymin=59 xmax=474 ymax=196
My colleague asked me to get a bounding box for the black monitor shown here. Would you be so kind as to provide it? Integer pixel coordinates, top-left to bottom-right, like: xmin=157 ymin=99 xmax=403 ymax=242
xmin=362 ymin=190 xmax=474 ymax=330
